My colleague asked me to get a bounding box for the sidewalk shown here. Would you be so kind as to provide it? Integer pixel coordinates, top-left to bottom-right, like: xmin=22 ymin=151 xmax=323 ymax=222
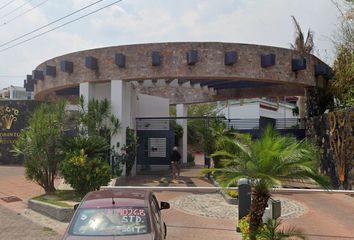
xmin=0 ymin=166 xmax=43 ymax=213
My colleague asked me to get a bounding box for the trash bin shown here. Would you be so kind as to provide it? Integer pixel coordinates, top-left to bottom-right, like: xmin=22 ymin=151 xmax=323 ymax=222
xmin=262 ymin=198 xmax=281 ymax=222
xmin=271 ymin=199 xmax=281 ymax=219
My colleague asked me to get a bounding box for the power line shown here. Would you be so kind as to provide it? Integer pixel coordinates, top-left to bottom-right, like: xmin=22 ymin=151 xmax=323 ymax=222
xmin=1 ymin=0 xmax=49 ymax=27
xmin=0 ymin=0 xmax=123 ymax=52
xmin=0 ymin=0 xmax=34 ymax=21
xmin=0 ymin=0 xmax=104 ymax=49
xmin=0 ymin=0 xmax=16 ymax=11
xmin=0 ymin=75 xmax=23 ymax=78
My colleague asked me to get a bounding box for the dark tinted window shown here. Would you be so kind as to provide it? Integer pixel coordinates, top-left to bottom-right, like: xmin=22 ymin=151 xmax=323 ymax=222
xmin=71 ymin=207 xmax=149 ymax=236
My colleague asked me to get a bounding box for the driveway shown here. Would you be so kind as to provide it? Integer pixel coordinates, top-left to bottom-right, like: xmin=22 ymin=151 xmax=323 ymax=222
xmin=1 ymin=165 xmax=354 ymax=240
xmin=276 ymin=192 xmax=354 ymax=239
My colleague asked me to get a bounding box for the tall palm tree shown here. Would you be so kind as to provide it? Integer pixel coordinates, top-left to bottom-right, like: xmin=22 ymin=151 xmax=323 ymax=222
xmin=290 ymin=16 xmax=314 ymax=119
xmin=290 ymin=16 xmax=314 ymax=54
xmin=204 ymin=127 xmax=329 ymax=240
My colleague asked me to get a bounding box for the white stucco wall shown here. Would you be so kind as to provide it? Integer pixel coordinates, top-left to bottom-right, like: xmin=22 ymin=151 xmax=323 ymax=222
xmin=93 ymin=82 xmax=111 ymax=101
xmin=260 ymin=105 xmax=295 ymax=119
xmin=136 ymin=94 xmax=169 ymax=117
xmin=220 ymin=102 xmax=260 ymax=119
xmin=79 ymin=82 xmax=111 ymax=102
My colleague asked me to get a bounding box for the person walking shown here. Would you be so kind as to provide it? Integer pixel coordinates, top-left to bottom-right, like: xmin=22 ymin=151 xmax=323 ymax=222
xmin=170 ymin=146 xmax=181 ymax=180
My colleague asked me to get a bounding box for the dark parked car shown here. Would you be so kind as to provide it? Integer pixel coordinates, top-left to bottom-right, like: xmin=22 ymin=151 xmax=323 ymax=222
xmin=62 ymin=189 xmax=170 ymax=240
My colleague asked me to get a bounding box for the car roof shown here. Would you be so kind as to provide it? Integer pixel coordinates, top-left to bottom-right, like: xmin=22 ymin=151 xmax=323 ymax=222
xmin=80 ymin=189 xmax=152 ymax=209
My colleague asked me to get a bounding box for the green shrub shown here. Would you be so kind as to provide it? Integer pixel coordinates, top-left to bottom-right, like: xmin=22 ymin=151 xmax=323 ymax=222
xmin=124 ymin=127 xmax=138 ymax=176
xmin=62 ymin=135 xmax=110 ymax=158
xmin=239 ymin=217 xmax=306 ymax=240
xmin=187 ymin=152 xmax=195 ymax=163
xmin=60 ymin=150 xmax=111 ymax=195
xmin=239 ymin=217 xmax=266 ymax=240
xmin=226 ymin=189 xmax=238 ymax=198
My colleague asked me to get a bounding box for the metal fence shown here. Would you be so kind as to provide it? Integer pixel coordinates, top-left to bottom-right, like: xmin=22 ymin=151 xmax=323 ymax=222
xmin=226 ymin=118 xmax=304 ymax=130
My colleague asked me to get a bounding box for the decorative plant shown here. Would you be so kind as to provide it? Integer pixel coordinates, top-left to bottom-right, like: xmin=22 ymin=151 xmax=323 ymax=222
xmin=187 ymin=152 xmax=195 ymax=163
xmin=239 ymin=217 xmax=306 ymax=240
xmin=123 ymin=127 xmax=138 ymax=176
xmin=171 ymin=120 xmax=183 ymax=145
xmin=203 ymin=127 xmax=329 ymax=240
xmin=78 ymin=96 xmax=120 ymax=140
xmin=60 ymin=149 xmax=111 ymax=195
xmin=13 ymin=101 xmax=67 ymax=193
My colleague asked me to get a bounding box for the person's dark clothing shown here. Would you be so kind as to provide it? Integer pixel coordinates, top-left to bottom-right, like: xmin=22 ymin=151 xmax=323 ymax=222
xmin=170 ymin=150 xmax=181 ymax=162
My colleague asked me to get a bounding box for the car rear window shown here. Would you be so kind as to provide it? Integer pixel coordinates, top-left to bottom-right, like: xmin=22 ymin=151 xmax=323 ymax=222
xmin=71 ymin=207 xmax=150 ymax=236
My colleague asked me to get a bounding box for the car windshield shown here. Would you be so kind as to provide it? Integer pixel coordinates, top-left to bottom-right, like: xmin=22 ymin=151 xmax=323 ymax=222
xmin=71 ymin=207 xmax=150 ymax=236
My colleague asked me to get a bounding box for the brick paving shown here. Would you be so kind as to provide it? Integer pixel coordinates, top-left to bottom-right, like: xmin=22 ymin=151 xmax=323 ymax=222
xmin=0 ymin=204 xmax=60 ymax=240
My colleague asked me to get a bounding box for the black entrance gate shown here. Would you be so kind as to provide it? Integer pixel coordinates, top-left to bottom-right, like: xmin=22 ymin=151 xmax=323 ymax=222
xmin=136 ymin=118 xmax=175 ymax=169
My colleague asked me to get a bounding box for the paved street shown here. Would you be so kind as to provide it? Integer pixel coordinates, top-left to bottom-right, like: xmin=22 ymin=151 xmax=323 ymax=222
xmin=1 ymin=161 xmax=354 ymax=239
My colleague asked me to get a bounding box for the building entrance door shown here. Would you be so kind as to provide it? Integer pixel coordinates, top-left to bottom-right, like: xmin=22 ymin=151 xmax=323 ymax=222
xmin=136 ymin=118 xmax=175 ymax=168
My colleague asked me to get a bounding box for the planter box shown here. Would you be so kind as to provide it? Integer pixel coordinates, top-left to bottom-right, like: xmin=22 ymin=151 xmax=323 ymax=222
xmin=209 ymin=175 xmax=238 ymax=205
xmin=28 ymin=199 xmax=74 ymax=222
xmin=220 ymin=190 xmax=239 ymax=205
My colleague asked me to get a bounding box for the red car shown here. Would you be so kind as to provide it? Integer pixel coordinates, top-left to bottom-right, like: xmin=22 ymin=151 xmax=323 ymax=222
xmin=62 ymin=189 xmax=170 ymax=240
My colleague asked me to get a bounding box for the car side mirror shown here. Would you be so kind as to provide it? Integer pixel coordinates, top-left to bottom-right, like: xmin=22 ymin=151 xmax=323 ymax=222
xmin=74 ymin=204 xmax=79 ymax=210
xmin=160 ymin=201 xmax=170 ymax=210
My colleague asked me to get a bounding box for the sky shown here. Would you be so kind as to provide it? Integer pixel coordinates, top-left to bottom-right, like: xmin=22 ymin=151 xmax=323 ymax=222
xmin=0 ymin=0 xmax=346 ymax=89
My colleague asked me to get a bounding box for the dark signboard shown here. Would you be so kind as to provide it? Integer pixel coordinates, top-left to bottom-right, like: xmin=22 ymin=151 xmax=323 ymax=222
xmin=0 ymin=100 xmax=38 ymax=165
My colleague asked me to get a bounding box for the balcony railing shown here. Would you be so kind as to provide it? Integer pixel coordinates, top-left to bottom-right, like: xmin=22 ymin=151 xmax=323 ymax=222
xmin=226 ymin=118 xmax=304 ymax=130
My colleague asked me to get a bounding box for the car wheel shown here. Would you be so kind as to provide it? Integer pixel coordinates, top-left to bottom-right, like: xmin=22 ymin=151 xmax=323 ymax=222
xmin=164 ymin=222 xmax=167 ymax=239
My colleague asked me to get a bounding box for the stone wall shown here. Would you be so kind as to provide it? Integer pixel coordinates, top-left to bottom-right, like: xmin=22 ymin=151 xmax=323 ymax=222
xmin=32 ymin=42 xmax=327 ymax=102
xmin=0 ymin=100 xmax=38 ymax=164
xmin=306 ymin=108 xmax=354 ymax=189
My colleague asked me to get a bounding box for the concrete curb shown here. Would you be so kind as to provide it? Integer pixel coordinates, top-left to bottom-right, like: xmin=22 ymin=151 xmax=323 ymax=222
xmin=28 ymin=199 xmax=74 ymax=222
xmin=209 ymin=175 xmax=238 ymax=205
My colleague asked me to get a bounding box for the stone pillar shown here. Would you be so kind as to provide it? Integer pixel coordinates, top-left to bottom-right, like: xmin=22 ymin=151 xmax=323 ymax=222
xmin=176 ymin=104 xmax=188 ymax=163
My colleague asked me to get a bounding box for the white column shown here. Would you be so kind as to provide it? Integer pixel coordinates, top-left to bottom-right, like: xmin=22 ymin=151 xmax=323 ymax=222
xmin=111 ymin=80 xmax=127 ymax=176
xmin=79 ymin=82 xmax=94 ymax=102
xmin=176 ymin=104 xmax=188 ymax=163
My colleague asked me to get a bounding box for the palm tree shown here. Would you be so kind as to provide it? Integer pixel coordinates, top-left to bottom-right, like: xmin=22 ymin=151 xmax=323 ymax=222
xmin=204 ymin=127 xmax=329 ymax=240
xmin=290 ymin=16 xmax=314 ymax=54
xmin=290 ymin=16 xmax=314 ymax=119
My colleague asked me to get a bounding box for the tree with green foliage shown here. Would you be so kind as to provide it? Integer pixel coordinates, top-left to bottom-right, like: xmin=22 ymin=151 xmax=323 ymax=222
xmin=13 ymin=101 xmax=67 ymax=193
xmin=59 ymin=97 xmax=122 ymax=194
xmin=121 ymin=127 xmax=138 ymax=176
xmin=331 ymin=1 xmax=354 ymax=108
xmin=186 ymin=102 xmax=224 ymax=153
xmin=78 ymin=96 xmax=121 ymax=139
xmin=203 ymin=127 xmax=329 ymax=240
